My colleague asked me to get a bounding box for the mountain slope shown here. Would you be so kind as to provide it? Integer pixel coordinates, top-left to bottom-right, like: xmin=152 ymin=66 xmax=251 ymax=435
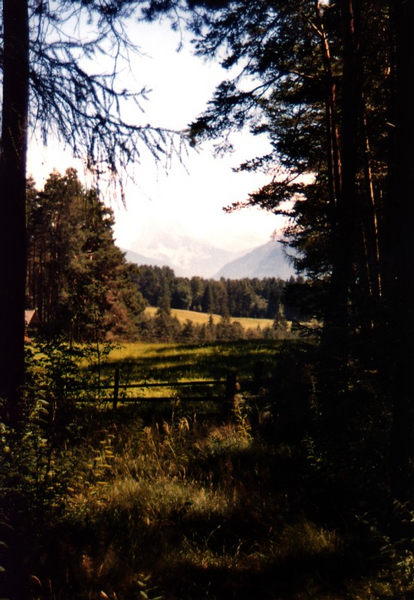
xmin=124 ymin=232 xmax=243 ymax=277
xmin=215 ymin=240 xmax=294 ymax=280
xmin=123 ymin=249 xmax=174 ymax=270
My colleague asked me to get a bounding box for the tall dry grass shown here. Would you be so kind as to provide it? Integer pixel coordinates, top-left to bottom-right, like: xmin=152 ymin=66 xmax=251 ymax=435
xmin=24 ymin=406 xmax=347 ymax=600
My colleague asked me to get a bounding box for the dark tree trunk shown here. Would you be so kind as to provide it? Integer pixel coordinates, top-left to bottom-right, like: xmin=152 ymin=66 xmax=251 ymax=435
xmin=321 ymin=0 xmax=361 ymax=403
xmin=0 ymin=0 xmax=29 ymax=428
xmin=386 ymin=0 xmax=414 ymax=503
xmin=334 ymin=0 xmax=360 ymax=327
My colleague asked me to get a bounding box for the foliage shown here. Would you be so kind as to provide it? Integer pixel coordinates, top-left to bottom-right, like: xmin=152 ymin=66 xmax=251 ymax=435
xmin=3 ymin=0 xmax=414 ymax=596
xmin=128 ymin=262 xmax=308 ymax=320
xmin=1 ymin=339 xmax=414 ymax=598
xmin=27 ymin=169 xmax=146 ymax=341
xmin=24 ymin=0 xmax=185 ymax=181
xmin=26 ymin=169 xmax=301 ymax=344
xmin=135 ymin=308 xmax=292 ymax=343
xmin=0 ymin=338 xmax=114 ymax=598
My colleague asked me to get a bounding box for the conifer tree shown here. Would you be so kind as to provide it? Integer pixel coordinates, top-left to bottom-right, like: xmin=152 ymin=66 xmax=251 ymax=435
xmin=26 ymin=169 xmax=146 ymax=341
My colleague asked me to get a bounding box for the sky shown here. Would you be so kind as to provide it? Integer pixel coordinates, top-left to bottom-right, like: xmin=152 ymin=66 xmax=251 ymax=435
xmin=27 ymin=19 xmax=285 ymax=254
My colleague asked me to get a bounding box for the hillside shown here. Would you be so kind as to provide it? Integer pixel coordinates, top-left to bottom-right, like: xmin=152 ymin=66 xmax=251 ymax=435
xmin=215 ymin=240 xmax=295 ymax=279
xmin=145 ymin=306 xmax=275 ymax=330
xmin=123 ymin=248 xmax=171 ymax=269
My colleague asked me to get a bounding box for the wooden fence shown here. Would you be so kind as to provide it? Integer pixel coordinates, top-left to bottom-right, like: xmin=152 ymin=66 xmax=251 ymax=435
xmin=81 ymin=368 xmax=251 ymax=411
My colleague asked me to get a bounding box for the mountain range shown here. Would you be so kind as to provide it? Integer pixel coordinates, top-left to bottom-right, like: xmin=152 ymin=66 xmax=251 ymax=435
xmin=123 ymin=233 xmax=294 ymax=280
xmin=215 ymin=240 xmax=294 ymax=280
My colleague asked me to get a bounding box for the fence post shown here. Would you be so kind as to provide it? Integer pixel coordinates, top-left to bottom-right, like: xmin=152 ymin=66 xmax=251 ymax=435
xmin=225 ymin=372 xmax=240 ymax=417
xmin=253 ymin=360 xmax=265 ymax=390
xmin=113 ymin=368 xmax=120 ymax=410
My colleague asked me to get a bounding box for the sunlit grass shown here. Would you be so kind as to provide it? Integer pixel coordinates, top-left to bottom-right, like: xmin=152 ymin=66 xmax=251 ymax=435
xmin=107 ymin=341 xmax=177 ymax=362
xmin=144 ymin=306 xmax=275 ymax=329
xmin=96 ymin=340 xmax=285 ymax=395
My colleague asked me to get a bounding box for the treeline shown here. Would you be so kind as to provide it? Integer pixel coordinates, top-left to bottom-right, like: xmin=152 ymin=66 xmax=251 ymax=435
xmin=127 ymin=264 xmax=303 ymax=319
xmin=136 ymin=309 xmax=288 ymax=343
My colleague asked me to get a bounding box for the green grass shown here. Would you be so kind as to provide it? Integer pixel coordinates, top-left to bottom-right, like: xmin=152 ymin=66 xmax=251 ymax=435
xmin=145 ymin=306 xmax=275 ymax=329
xmin=102 ymin=339 xmax=285 ymax=384
xmin=86 ymin=340 xmax=287 ymax=405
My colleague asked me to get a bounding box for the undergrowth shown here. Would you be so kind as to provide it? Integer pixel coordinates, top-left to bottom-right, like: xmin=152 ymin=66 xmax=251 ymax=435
xmin=1 ymin=340 xmax=414 ymax=599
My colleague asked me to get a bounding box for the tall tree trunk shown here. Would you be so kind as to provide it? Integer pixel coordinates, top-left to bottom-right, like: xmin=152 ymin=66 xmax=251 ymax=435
xmin=313 ymin=0 xmax=342 ymax=212
xmin=386 ymin=0 xmax=414 ymax=503
xmin=361 ymin=109 xmax=382 ymax=303
xmin=333 ymin=0 xmax=360 ymax=328
xmin=0 ymin=0 xmax=29 ymax=428
xmin=320 ymin=0 xmax=361 ymax=399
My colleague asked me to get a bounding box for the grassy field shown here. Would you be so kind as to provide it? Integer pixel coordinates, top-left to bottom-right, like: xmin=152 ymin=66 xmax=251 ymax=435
xmin=91 ymin=340 xmax=287 ymax=405
xmin=3 ymin=338 xmax=410 ymax=600
xmin=99 ymin=339 xmax=289 ymax=389
xmin=145 ymin=306 xmax=275 ymax=330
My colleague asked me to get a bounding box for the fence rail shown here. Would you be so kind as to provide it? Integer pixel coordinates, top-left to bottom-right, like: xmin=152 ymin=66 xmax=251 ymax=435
xmin=72 ymin=369 xmax=249 ymax=410
xmin=97 ymin=379 xmax=226 ymax=389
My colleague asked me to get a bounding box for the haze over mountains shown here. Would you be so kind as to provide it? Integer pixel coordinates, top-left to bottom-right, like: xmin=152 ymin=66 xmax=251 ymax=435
xmin=215 ymin=240 xmax=294 ymax=280
xmin=123 ymin=233 xmax=294 ymax=279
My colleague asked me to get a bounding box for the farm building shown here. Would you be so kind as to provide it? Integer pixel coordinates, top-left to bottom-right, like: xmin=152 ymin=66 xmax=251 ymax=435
xmin=25 ymin=309 xmax=40 ymax=340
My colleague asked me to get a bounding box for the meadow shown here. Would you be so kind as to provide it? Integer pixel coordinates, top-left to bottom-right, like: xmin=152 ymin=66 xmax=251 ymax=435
xmin=104 ymin=339 xmax=284 ymax=382
xmin=144 ymin=306 xmax=276 ymax=330
xmin=84 ymin=340 xmax=288 ymax=409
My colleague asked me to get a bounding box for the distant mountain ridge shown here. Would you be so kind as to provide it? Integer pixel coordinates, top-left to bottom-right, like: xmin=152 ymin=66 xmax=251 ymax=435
xmin=123 ymin=232 xmax=243 ymax=278
xmin=123 ymin=249 xmax=173 ymax=270
xmin=215 ymin=240 xmax=294 ymax=280
xmin=123 ymin=233 xmax=294 ymax=279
